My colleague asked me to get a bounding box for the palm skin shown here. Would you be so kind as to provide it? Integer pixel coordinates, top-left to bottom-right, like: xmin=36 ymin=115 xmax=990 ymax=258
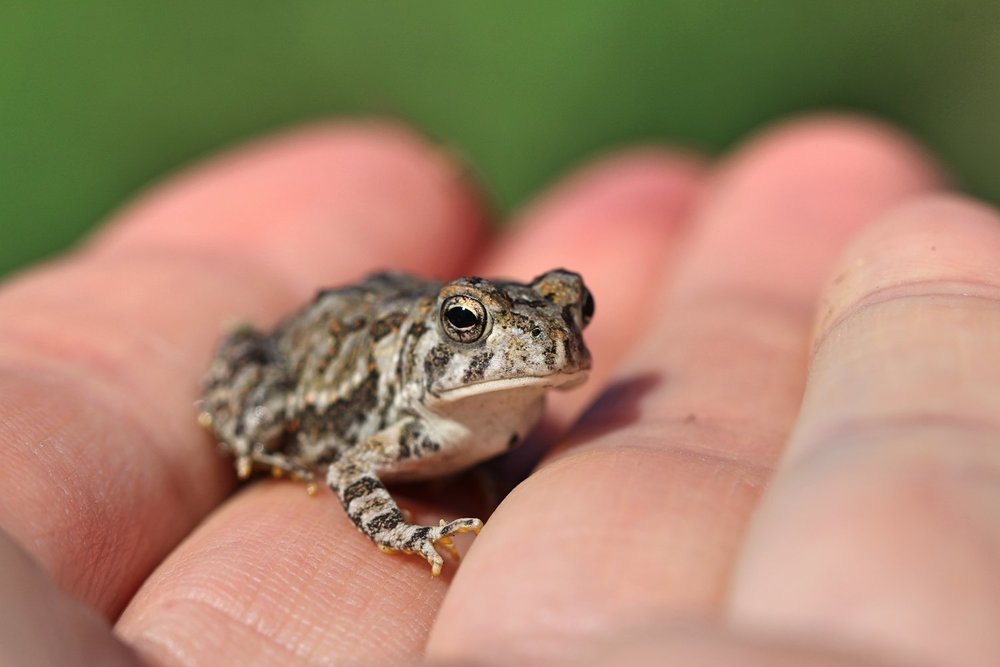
xmin=1 ymin=116 xmax=999 ymax=667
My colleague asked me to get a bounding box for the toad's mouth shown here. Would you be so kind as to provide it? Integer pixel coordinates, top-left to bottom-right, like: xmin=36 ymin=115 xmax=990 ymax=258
xmin=433 ymin=369 xmax=590 ymax=402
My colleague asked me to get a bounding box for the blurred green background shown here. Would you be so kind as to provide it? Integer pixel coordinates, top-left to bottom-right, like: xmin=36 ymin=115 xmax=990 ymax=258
xmin=2 ymin=1 xmax=999 ymax=276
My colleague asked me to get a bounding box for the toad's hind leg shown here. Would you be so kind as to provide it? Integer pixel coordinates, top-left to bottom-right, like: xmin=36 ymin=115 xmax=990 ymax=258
xmin=199 ymin=325 xmax=293 ymax=478
xmin=325 ymin=419 xmax=482 ymax=576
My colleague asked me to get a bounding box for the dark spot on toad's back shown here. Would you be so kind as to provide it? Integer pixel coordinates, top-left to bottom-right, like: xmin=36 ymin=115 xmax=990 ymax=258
xmin=222 ymin=328 xmax=278 ymax=368
xmin=372 ymin=311 xmax=406 ymax=340
xmin=344 ymin=317 xmax=368 ymax=333
xmin=306 ymin=366 xmax=380 ymax=442
xmin=408 ymin=321 xmax=428 ymax=339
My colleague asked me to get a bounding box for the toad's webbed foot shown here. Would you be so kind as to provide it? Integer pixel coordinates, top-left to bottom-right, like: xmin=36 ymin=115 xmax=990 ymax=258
xmin=329 ymin=462 xmax=482 ymax=575
xmin=377 ymin=517 xmax=483 ymax=576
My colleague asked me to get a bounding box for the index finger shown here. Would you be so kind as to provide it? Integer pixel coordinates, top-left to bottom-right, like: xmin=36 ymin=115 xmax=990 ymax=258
xmin=0 ymin=121 xmax=485 ymax=615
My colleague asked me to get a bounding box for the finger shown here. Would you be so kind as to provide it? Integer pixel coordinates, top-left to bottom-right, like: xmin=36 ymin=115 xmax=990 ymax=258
xmin=116 ymin=483 xmax=458 ymax=666
xmin=0 ymin=529 xmax=139 ymax=666
xmin=115 ymin=147 xmax=706 ymax=666
xmin=0 ymin=121 xmax=486 ymax=615
xmin=88 ymin=122 xmax=483 ymax=290
xmin=427 ymin=115 xmax=944 ymax=663
xmin=728 ymin=196 xmax=1000 ymax=667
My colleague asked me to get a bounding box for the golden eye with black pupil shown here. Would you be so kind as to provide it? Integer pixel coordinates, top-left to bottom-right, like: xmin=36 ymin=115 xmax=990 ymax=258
xmin=581 ymin=287 xmax=595 ymax=327
xmin=441 ymin=295 xmax=488 ymax=343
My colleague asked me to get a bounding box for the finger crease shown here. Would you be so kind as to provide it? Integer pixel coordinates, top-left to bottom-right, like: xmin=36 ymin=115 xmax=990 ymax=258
xmin=0 ymin=351 xmax=205 ymax=524
xmin=790 ymin=411 xmax=1000 ymax=470
xmin=814 ymin=278 xmax=1000 ymax=353
xmin=559 ymin=417 xmax=779 ymax=478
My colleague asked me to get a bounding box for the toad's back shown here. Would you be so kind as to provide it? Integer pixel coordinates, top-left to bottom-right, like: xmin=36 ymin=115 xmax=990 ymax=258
xmin=200 ymin=272 xmax=441 ymax=473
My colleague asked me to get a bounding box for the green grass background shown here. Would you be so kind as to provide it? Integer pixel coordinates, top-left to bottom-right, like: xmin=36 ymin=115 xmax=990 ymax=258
xmin=3 ymin=1 xmax=999 ymax=276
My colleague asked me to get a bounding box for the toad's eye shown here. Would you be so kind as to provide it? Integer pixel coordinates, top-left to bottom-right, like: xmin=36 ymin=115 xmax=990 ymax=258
xmin=441 ymin=295 xmax=489 ymax=343
xmin=580 ymin=287 xmax=595 ymax=327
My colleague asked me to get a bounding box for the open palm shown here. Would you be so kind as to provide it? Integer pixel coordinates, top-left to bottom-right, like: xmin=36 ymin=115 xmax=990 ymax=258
xmin=2 ymin=116 xmax=998 ymax=666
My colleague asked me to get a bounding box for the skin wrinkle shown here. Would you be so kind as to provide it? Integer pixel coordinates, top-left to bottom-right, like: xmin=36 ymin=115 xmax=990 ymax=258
xmin=131 ymin=571 xmax=306 ymax=662
xmin=0 ymin=365 xmax=198 ymax=614
xmin=731 ymin=438 xmax=1000 ymax=667
xmin=564 ymin=345 xmax=794 ymax=467
xmin=120 ymin=483 xmax=444 ymax=662
xmin=726 ymin=197 xmax=1000 ymax=667
xmin=0 ymin=308 xmax=174 ymax=405
xmin=129 ymin=629 xmax=202 ymax=667
xmin=791 ymin=414 xmax=1000 ymax=469
xmin=766 ymin=425 xmax=1000 ymax=549
xmin=559 ymin=416 xmax=780 ymax=476
xmin=793 ymin=292 xmax=1000 ymax=464
xmin=0 ymin=350 xmax=219 ymax=526
xmin=515 ymin=439 xmax=767 ymax=592
xmin=133 ymin=598 xmax=311 ymax=666
xmin=813 ymin=279 xmax=1000 ymax=353
xmin=0 ymin=258 xmax=291 ymax=507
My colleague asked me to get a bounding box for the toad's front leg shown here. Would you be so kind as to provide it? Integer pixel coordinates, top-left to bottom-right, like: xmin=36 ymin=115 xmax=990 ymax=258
xmin=326 ymin=420 xmax=482 ymax=576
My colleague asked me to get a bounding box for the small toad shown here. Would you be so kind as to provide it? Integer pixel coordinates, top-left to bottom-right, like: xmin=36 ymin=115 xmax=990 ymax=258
xmin=199 ymin=269 xmax=593 ymax=574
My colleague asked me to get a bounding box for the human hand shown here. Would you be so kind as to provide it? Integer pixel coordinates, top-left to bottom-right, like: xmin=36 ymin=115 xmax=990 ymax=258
xmin=1 ymin=116 xmax=997 ymax=666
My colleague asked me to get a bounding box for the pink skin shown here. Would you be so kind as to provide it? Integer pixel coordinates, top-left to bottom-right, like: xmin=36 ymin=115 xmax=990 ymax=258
xmin=0 ymin=115 xmax=997 ymax=666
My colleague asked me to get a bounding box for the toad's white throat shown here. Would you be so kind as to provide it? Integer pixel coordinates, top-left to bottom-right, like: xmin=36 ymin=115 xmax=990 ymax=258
xmin=432 ymin=369 xmax=590 ymax=403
